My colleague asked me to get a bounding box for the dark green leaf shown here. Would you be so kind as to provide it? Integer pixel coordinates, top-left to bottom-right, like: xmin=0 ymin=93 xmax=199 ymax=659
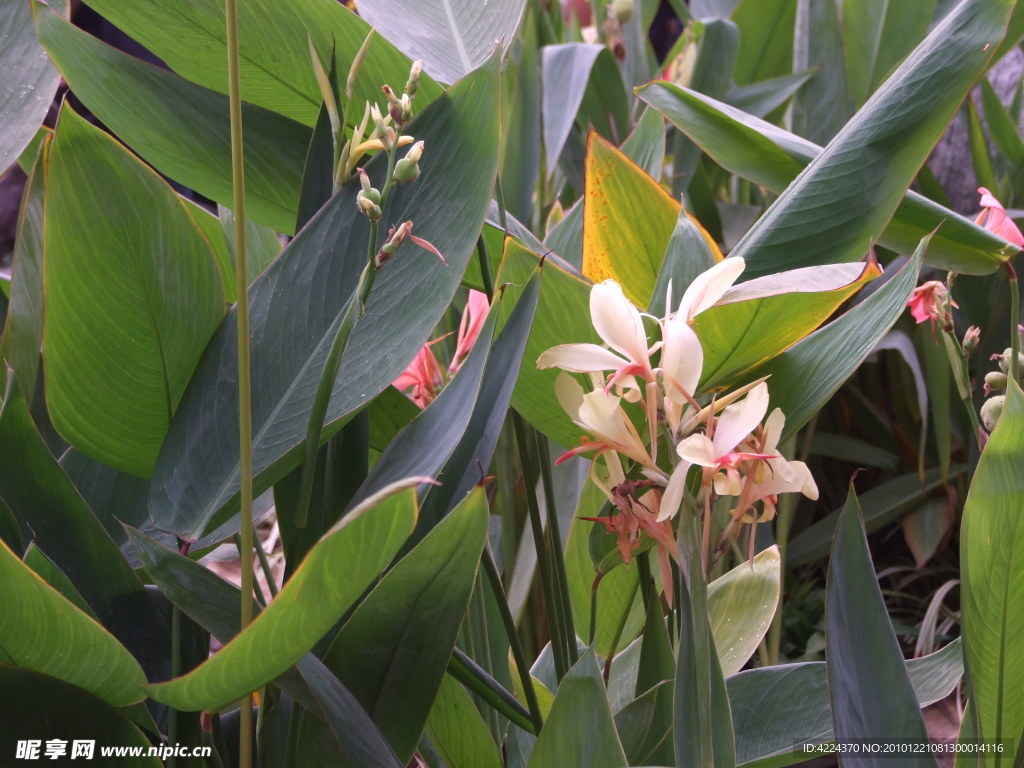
xmin=826 ymin=484 xmax=935 ymax=766
xmin=792 ymin=0 xmax=850 ymax=144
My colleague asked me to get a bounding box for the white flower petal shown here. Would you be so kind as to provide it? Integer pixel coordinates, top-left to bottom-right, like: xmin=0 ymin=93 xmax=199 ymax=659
xmin=677 ymin=257 xmax=745 ymax=322
xmin=590 ymin=281 xmax=650 ymax=368
xmin=712 ymin=381 xmax=769 ymax=457
xmin=538 ymin=343 xmax=627 ymax=372
xmin=657 ymin=460 xmax=692 ymax=521
xmin=661 ymin=318 xmax=703 ymax=403
xmin=554 ymin=372 xmax=585 ymax=420
xmin=762 ymin=408 xmax=785 ymax=454
xmin=676 ymin=434 xmax=716 ymax=467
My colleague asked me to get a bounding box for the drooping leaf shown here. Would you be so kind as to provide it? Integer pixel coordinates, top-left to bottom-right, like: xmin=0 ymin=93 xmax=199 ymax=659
xmin=145 ymin=485 xmax=419 ymax=711
xmin=77 ymin=0 xmax=441 ymax=126
xmin=637 ymin=81 xmax=1019 ymax=274
xmin=527 ymin=650 xmax=628 ymax=768
xmin=749 ymin=240 xmax=924 ymax=438
xmin=708 ymin=546 xmax=780 ymax=677
xmin=0 ymin=537 xmax=146 ymax=706
xmin=149 ymin=56 xmax=501 ymax=540
xmin=961 ymin=378 xmax=1024 ymax=767
xmin=0 ymin=0 xmax=64 ymax=173
xmin=35 ymin=7 xmax=311 ymax=234
xmin=43 ymin=106 xmax=224 ymax=477
xmin=126 ymin=527 xmax=403 ymax=768
xmin=724 ymin=0 xmax=1013 ymax=278
xmin=825 ymin=484 xmax=935 ymax=767
xmin=359 ymin=0 xmax=526 ymax=85
xmin=302 ymin=488 xmax=489 ymax=763
xmin=0 ymin=135 xmax=47 ymax=404
xmin=728 ymin=640 xmax=964 ymax=767
xmin=0 ymin=666 xmax=159 ymax=767
xmin=542 ymin=45 xmax=629 ymax=177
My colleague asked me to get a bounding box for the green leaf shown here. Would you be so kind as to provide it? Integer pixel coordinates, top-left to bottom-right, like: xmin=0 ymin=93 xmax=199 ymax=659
xmin=126 ymin=527 xmax=403 ymax=768
xmin=825 ymin=484 xmax=935 ymax=766
xmin=697 ymin=258 xmax=882 ymax=389
xmin=730 ymin=0 xmax=797 ymax=86
xmin=542 ymin=45 xmax=629 ymax=177
xmin=0 ymin=0 xmax=63 ymax=173
xmin=967 ymin=97 xmax=999 ymax=193
xmin=360 ymin=0 xmax=526 ymax=85
xmin=43 ymin=105 xmax=224 ymax=477
xmin=749 ymin=239 xmax=924 ymax=438
xmin=615 ymin=681 xmax=674 ymax=765
xmin=787 ymin=466 xmax=963 ymax=567
xmin=728 ymin=640 xmax=964 ymax=767
xmin=0 ymin=666 xmax=159 ymax=767
xmin=648 ymin=207 xmax=717 ymax=317
xmin=500 ymin=12 xmax=541 ymax=223
xmin=0 ymin=135 xmax=47 ymax=404
xmin=35 ymin=7 xmax=311 ymax=234
xmin=632 ymin=602 xmax=675 ymax=765
xmin=149 ymin=56 xmax=501 ymax=540
xmin=527 ymin=649 xmax=628 ymax=768
xmin=724 ymin=71 xmax=815 ymax=119
xmin=729 ymin=0 xmax=1013 ymax=278
xmin=979 ymin=78 xmax=1024 ymax=167
xmin=708 ymin=546 xmax=781 ymax=677
xmin=425 ymin=675 xmax=504 ymax=768
xmin=637 ymin=81 xmax=1019 ymax=275
xmin=792 ymin=0 xmax=850 ymax=144
xmin=78 ymin=0 xmax=441 ymax=126
xmin=302 ymin=488 xmax=490 ymax=763
xmin=0 ymin=537 xmax=146 ymax=706
xmin=145 ymin=485 xmax=419 ymax=711
xmin=961 ymin=378 xmax=1024 ymax=766
xmin=0 ymin=386 xmax=169 ymax=680
xmin=23 ymin=543 xmax=99 ymax=621
xmin=842 ymin=0 xmax=937 ymax=109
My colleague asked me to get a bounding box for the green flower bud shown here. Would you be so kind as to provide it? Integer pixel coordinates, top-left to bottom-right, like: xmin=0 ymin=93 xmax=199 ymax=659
xmin=981 ymin=395 xmax=1005 ymax=432
xmin=612 ymin=0 xmax=634 ymax=23
xmin=392 ymin=141 xmax=424 ymax=184
xmin=985 ymin=370 xmax=1008 ymax=394
xmin=996 ymin=347 xmax=1024 ymax=374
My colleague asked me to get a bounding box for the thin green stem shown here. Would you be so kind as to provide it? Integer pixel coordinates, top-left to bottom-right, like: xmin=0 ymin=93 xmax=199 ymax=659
xmin=225 ymin=0 xmax=254 ymax=763
xmin=254 ymin=535 xmax=279 ymax=599
xmin=448 ymin=648 xmax=537 ymax=734
xmin=167 ymin=604 xmax=181 ymax=768
xmin=476 ymin=236 xmax=494 ymax=301
xmin=511 ymin=411 xmax=568 ymax=680
xmin=481 ymin=547 xmax=545 ymax=733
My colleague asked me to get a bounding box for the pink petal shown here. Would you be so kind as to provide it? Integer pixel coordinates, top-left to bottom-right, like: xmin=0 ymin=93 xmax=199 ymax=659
xmin=449 ymin=290 xmax=490 ymax=372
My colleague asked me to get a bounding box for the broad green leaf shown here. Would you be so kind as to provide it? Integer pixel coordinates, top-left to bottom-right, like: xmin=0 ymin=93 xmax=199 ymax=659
xmin=564 ymin=483 xmax=644 ymax=657
xmin=961 ymin=378 xmax=1024 ymax=766
xmin=637 ymin=81 xmax=1019 ymax=274
xmin=967 ymin=98 xmax=998 ymax=193
xmin=0 ymin=0 xmax=63 ymax=173
xmin=79 ymin=0 xmax=441 ymax=126
xmin=145 ymin=486 xmax=419 ymax=711
xmin=708 ymin=546 xmax=780 ymax=677
xmin=620 ymin=107 xmax=668 ymax=180
xmin=674 ymin=509 xmax=736 ymax=768
xmin=825 ymin=485 xmax=935 ymax=766
xmin=0 ymin=666 xmax=159 ymax=767
xmin=583 ymin=133 xmax=719 ymax=307
xmin=126 ymin=527 xmax=403 ymax=768
xmin=730 ymin=0 xmax=796 ymax=86
xmin=632 ymin=603 xmax=675 ymax=765
xmin=842 ymin=0 xmax=936 ymax=109
xmin=615 ymin=682 xmax=674 ymax=765
xmin=425 ymin=675 xmax=503 ymax=768
xmin=0 ymin=135 xmax=47 ymax=404
xmin=792 ymin=0 xmax=850 ymax=144
xmin=527 ymin=650 xmax=628 ymax=768
xmin=149 ymin=57 xmax=501 ymax=540
xmin=418 ymin=267 xmax=540 ymax=533
xmin=542 ymin=45 xmax=629 ymax=177
xmin=691 ymin=0 xmax=738 ymax=17
xmin=219 ymin=205 xmax=283 ymax=288
xmin=36 ymin=7 xmax=311 ymax=234
xmin=724 ymin=71 xmax=815 ymax=119
xmin=44 ymin=106 xmax=224 ymax=477
xmin=501 ymin=12 xmax=541 ymax=223
xmin=0 ymin=386 xmax=169 ymax=680
xmin=726 ymin=0 xmax=1013 ymax=278
xmin=729 ymin=640 xmax=964 ymax=767
xmin=980 ymin=78 xmax=1024 ymax=167
xmin=697 ymin=258 xmax=881 ymax=388
xmin=360 ymin=0 xmax=526 ymax=85
xmin=648 ymin=207 xmax=718 ymax=317
xmin=303 ymin=488 xmax=490 ymax=763
xmin=0 ymin=537 xmax=146 ymax=706
xmin=349 ymin=301 xmax=499 ymax=508
xmin=901 ymin=498 xmax=956 ymax=569
xmin=787 ymin=466 xmax=963 ymax=567
xmin=749 ymin=241 xmax=924 ymax=438
xmin=23 ymin=544 xmax=98 ymax=621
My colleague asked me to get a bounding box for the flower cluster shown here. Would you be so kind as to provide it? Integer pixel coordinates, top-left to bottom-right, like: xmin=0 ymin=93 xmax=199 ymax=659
xmin=538 ymin=258 xmax=818 ymax=586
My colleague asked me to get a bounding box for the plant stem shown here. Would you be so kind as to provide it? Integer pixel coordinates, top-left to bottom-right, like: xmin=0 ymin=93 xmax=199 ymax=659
xmin=481 ymin=547 xmax=545 ymax=733
xmin=476 ymin=235 xmax=494 ymax=300
xmin=448 ymin=648 xmax=537 ymax=734
xmin=167 ymin=604 xmax=180 ymax=768
xmin=254 ymin=534 xmax=279 ymax=598
xmin=225 ymin=0 xmax=254 ymax=763
xmin=1008 ymin=261 xmax=1020 ymax=386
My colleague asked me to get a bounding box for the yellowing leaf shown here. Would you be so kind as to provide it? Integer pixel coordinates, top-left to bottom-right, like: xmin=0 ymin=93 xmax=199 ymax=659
xmin=582 ymin=133 xmax=720 ymax=307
